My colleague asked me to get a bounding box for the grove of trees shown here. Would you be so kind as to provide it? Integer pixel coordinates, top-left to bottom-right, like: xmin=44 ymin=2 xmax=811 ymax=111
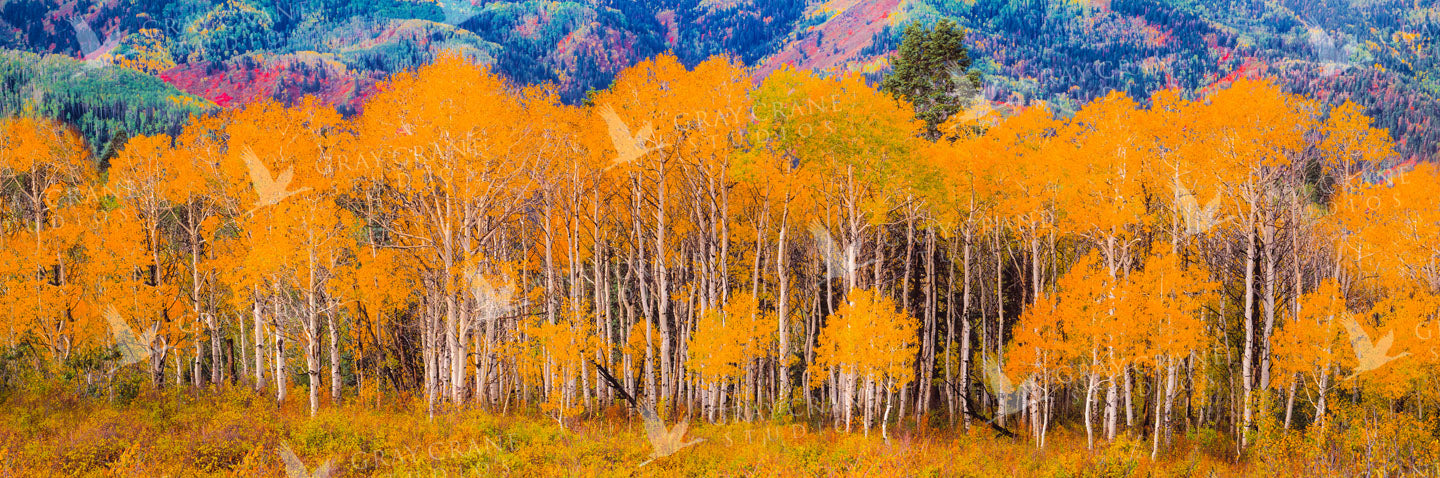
xmin=2 ymin=50 xmax=1436 ymax=464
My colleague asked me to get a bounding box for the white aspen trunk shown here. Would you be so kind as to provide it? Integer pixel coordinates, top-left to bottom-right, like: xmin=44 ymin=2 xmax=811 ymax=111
xmin=1030 ymin=380 xmax=1042 ymax=446
xmin=150 ymin=338 xmax=168 ymax=388
xmin=275 ymin=323 xmax=287 ymax=403
xmin=328 ymin=310 xmax=340 ymax=405
xmin=191 ymin=231 xmax=204 ymax=388
xmin=858 ymin=374 xmax=869 ymax=434
xmin=843 ymin=166 xmax=861 ymax=292
xmin=211 ymin=313 xmax=223 ymax=385
xmin=240 ymin=315 xmax=248 ymax=385
xmin=843 ymin=371 xmax=854 ymax=432
xmin=1163 ymin=361 xmax=1179 ymax=450
xmin=1030 ymin=236 xmax=1040 ymax=303
xmin=1104 ymin=375 xmax=1118 ymax=441
xmin=254 ymin=295 xmax=266 ymax=390
xmin=1124 ymin=368 xmax=1134 ymax=429
xmin=1260 ymin=206 xmax=1278 ymax=392
xmin=917 ymin=228 xmax=936 ymax=422
xmin=1151 ymin=359 xmax=1166 ymax=460
xmin=655 ymin=165 xmax=673 ymax=408
xmin=1085 ymin=371 xmax=1098 ymax=449
xmin=776 ymin=206 xmax=791 ymax=413
xmin=960 ymin=224 xmax=974 ymax=429
xmin=306 ymin=291 xmax=321 ymax=416
xmin=476 ymin=330 xmax=488 ymax=407
xmin=1241 ymin=215 xmax=1257 ymax=448
xmin=882 ymin=382 xmax=893 ymax=441
xmin=901 ymin=205 xmax=915 ymax=312
xmin=446 ymin=294 xmax=462 ymax=405
xmin=193 ymin=336 xmax=203 ymax=388
xmin=423 ymin=291 xmax=437 ymax=418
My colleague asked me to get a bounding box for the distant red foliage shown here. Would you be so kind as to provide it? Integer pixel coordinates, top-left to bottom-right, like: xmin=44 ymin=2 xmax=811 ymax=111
xmin=1195 ymin=55 xmax=1268 ymax=97
xmin=160 ymin=54 xmax=380 ymax=113
xmin=656 ymin=10 xmax=679 ymax=48
xmin=753 ymin=0 xmax=902 ymax=80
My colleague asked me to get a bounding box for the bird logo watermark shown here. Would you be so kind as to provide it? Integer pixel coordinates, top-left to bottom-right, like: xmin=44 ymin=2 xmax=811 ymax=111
xmin=943 ymin=64 xmax=999 ymax=127
xmin=1341 ymin=314 xmax=1409 ymax=380
xmin=1174 ymin=178 xmax=1228 ymax=236
xmin=104 ymin=306 xmax=157 ymax=372
xmin=598 ymin=104 xmax=668 ymax=171
xmin=241 ymin=146 xmax=312 ymax=215
xmin=66 ymin=15 xmax=115 ymax=70
xmin=809 ymin=220 xmax=873 ymax=281
xmin=591 ymin=360 xmax=704 ymax=467
xmin=466 ymin=266 xmax=515 ymax=322
xmin=979 ymin=353 xmax=1034 ymax=420
xmin=635 ymin=404 xmax=705 ymax=467
xmin=278 ymin=441 xmax=335 ymax=478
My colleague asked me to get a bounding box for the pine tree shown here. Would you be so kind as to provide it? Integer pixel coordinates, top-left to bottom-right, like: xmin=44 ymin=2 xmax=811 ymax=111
xmin=880 ymin=19 xmax=983 ymax=140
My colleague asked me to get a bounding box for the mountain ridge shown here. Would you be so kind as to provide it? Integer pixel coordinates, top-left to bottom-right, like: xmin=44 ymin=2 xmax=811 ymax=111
xmin=1 ymin=0 xmax=1436 ymax=160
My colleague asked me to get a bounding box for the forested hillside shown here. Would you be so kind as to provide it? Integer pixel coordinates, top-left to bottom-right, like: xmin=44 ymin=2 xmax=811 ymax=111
xmin=1 ymin=0 xmax=1436 ymax=161
xmin=0 ymin=51 xmax=212 ymax=161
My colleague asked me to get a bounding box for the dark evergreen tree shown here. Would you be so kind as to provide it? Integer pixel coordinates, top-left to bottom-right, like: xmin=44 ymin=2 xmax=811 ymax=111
xmin=881 ymin=19 xmax=982 ymax=140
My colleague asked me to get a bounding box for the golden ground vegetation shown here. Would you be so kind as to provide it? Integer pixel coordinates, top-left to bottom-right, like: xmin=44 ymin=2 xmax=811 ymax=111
xmin=0 ymin=384 xmax=1257 ymax=476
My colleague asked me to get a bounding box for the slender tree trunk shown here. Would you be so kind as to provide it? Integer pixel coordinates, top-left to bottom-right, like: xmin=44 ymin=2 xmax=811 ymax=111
xmin=150 ymin=340 xmax=167 ymax=388
xmin=240 ymin=320 xmax=248 ymax=385
xmin=328 ymin=310 xmax=341 ymax=405
xmin=275 ymin=319 xmax=287 ymax=403
xmin=1124 ymin=368 xmax=1134 ymax=430
xmin=1284 ymin=374 xmax=1297 ymax=429
xmin=306 ymin=291 xmax=321 ymax=416
xmin=654 ymin=165 xmax=673 ymax=408
xmin=1241 ymin=210 xmax=1258 ymax=447
xmin=1104 ymin=373 xmax=1118 ymax=441
xmin=1165 ymin=361 xmax=1179 ymax=447
xmin=776 ymin=205 xmax=791 ymax=413
xmin=917 ymin=228 xmax=937 ymax=423
xmin=194 ymin=336 xmax=203 ymax=387
xmin=1151 ymin=358 xmax=1166 ymax=459
xmin=960 ymin=224 xmax=974 ymax=429
xmin=1085 ymin=370 xmax=1098 ymax=449
xmin=1260 ymin=207 xmax=1278 ymax=393
xmin=211 ymin=314 xmax=223 ymax=385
